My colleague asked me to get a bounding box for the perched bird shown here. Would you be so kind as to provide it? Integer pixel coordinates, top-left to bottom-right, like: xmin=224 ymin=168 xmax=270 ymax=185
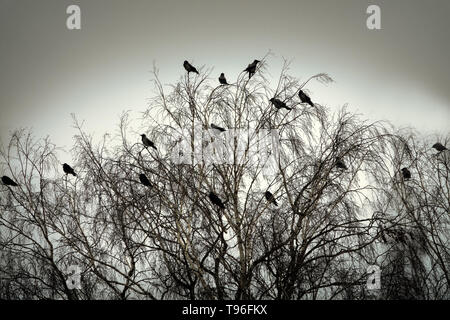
xmin=183 ymin=60 xmax=199 ymax=74
xmin=298 ymin=90 xmax=314 ymax=107
xmin=208 ymin=191 xmax=225 ymax=209
xmin=139 ymin=173 xmax=152 ymax=187
xmin=401 ymin=167 xmax=411 ymax=180
xmin=211 ymin=123 xmax=226 ymax=132
xmin=432 ymin=142 xmax=447 ymax=152
xmin=63 ymin=163 xmax=77 ymax=176
xmin=265 ymin=191 xmax=278 ymax=206
xmin=244 ymin=59 xmax=260 ymax=79
xmin=379 ymin=225 xmax=388 ymax=243
xmin=335 ymin=157 xmax=348 ymax=170
xmin=219 ymin=73 xmax=229 ymax=85
xmin=141 ymin=134 xmax=157 ymax=150
xmin=2 ymin=175 xmax=18 ymax=187
xmin=269 ymin=98 xmax=292 ymax=111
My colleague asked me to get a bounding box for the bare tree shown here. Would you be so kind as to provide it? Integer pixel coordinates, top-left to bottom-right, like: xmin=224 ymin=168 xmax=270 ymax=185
xmin=1 ymin=58 xmax=448 ymax=300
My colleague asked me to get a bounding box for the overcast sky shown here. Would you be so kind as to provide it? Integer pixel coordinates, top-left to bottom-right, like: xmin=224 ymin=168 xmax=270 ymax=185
xmin=1 ymin=0 xmax=449 ymax=162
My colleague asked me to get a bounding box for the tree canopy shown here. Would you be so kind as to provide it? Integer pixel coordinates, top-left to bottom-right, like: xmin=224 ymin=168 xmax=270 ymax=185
xmin=1 ymin=58 xmax=449 ymax=300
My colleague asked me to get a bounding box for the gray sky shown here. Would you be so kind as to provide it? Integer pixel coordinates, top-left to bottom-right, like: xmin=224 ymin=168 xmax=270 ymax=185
xmin=1 ymin=0 xmax=449 ymax=161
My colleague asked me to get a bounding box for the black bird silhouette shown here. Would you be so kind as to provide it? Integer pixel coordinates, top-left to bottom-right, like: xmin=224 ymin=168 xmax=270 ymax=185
xmin=211 ymin=123 xmax=226 ymax=132
xmin=219 ymin=73 xmax=228 ymax=85
xmin=335 ymin=157 xmax=348 ymax=170
xmin=401 ymin=167 xmax=411 ymax=180
xmin=299 ymin=90 xmax=314 ymax=106
xmin=141 ymin=134 xmax=157 ymax=150
xmin=269 ymin=98 xmax=292 ymax=111
xmin=183 ymin=60 xmax=199 ymax=74
xmin=139 ymin=173 xmax=152 ymax=187
xmin=265 ymin=191 xmax=278 ymax=206
xmin=432 ymin=142 xmax=447 ymax=152
xmin=2 ymin=175 xmax=18 ymax=187
xmin=63 ymin=163 xmax=77 ymax=176
xmin=208 ymin=191 xmax=225 ymax=209
xmin=244 ymin=59 xmax=260 ymax=79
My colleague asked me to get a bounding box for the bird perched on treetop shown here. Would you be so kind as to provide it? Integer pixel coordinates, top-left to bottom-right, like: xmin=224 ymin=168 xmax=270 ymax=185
xmin=2 ymin=175 xmax=18 ymax=187
xmin=211 ymin=123 xmax=226 ymax=132
xmin=141 ymin=134 xmax=157 ymax=150
xmin=298 ymin=90 xmax=314 ymax=107
xmin=265 ymin=191 xmax=278 ymax=206
xmin=183 ymin=60 xmax=199 ymax=74
xmin=208 ymin=191 xmax=225 ymax=209
xmin=401 ymin=167 xmax=411 ymax=180
xmin=432 ymin=142 xmax=447 ymax=152
xmin=244 ymin=59 xmax=260 ymax=79
xmin=269 ymin=98 xmax=292 ymax=111
xmin=335 ymin=157 xmax=348 ymax=170
xmin=139 ymin=173 xmax=152 ymax=187
xmin=219 ymin=73 xmax=229 ymax=85
xmin=63 ymin=163 xmax=77 ymax=176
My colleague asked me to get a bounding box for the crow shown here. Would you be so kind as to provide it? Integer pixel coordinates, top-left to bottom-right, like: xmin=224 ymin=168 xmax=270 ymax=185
xmin=139 ymin=173 xmax=152 ymax=187
xmin=219 ymin=73 xmax=229 ymax=85
xmin=2 ymin=175 xmax=18 ymax=187
xmin=183 ymin=60 xmax=199 ymax=74
xmin=298 ymin=90 xmax=314 ymax=107
xmin=432 ymin=142 xmax=447 ymax=152
xmin=211 ymin=123 xmax=226 ymax=132
xmin=208 ymin=191 xmax=225 ymax=209
xmin=401 ymin=167 xmax=411 ymax=180
xmin=244 ymin=59 xmax=260 ymax=79
xmin=335 ymin=157 xmax=348 ymax=170
xmin=265 ymin=191 xmax=278 ymax=206
xmin=269 ymin=98 xmax=292 ymax=111
xmin=63 ymin=163 xmax=77 ymax=176
xmin=141 ymin=134 xmax=157 ymax=150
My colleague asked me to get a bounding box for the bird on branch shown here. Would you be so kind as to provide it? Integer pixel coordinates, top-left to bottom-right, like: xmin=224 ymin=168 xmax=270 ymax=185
xmin=211 ymin=123 xmax=226 ymax=132
xmin=432 ymin=142 xmax=447 ymax=152
xmin=269 ymin=98 xmax=292 ymax=111
xmin=265 ymin=191 xmax=278 ymax=206
xmin=208 ymin=191 xmax=225 ymax=209
xmin=244 ymin=59 xmax=260 ymax=79
xmin=141 ymin=134 xmax=157 ymax=150
xmin=139 ymin=173 xmax=152 ymax=187
xmin=183 ymin=60 xmax=199 ymax=74
xmin=63 ymin=163 xmax=77 ymax=176
xmin=2 ymin=175 xmax=18 ymax=187
xmin=219 ymin=73 xmax=229 ymax=85
xmin=299 ymin=90 xmax=314 ymax=107
xmin=335 ymin=157 xmax=348 ymax=170
xmin=401 ymin=167 xmax=411 ymax=180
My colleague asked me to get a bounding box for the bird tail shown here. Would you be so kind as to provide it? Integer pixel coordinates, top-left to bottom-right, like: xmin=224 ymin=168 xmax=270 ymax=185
xmin=72 ymin=172 xmax=77 ymax=177
xmin=285 ymin=106 xmax=292 ymax=110
xmin=152 ymin=145 xmax=158 ymax=150
xmin=308 ymin=102 xmax=314 ymax=107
